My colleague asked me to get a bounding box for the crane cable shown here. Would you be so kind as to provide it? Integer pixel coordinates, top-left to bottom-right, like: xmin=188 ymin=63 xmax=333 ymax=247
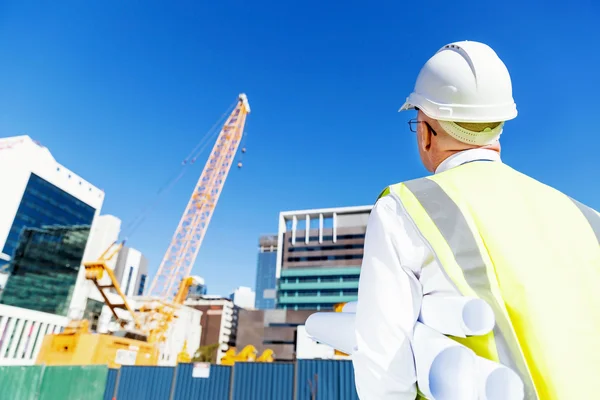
xmin=118 ymin=100 xmax=238 ymax=241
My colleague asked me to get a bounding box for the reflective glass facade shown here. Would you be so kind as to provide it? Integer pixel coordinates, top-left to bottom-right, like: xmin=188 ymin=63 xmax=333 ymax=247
xmin=255 ymin=251 xmax=277 ymax=309
xmin=0 ymin=173 xmax=95 ymax=315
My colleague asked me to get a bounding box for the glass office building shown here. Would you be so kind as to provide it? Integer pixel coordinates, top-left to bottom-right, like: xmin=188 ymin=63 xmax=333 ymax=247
xmin=0 ymin=173 xmax=96 ymax=315
xmin=255 ymin=235 xmax=277 ymax=309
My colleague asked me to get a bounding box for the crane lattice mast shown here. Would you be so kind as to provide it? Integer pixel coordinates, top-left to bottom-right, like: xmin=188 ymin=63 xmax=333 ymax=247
xmin=148 ymin=94 xmax=251 ymax=300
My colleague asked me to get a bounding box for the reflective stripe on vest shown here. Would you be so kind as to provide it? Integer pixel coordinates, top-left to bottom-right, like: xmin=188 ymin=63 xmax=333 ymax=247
xmin=399 ymin=177 xmax=539 ymax=400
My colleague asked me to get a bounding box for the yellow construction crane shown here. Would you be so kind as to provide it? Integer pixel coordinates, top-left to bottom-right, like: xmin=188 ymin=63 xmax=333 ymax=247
xmin=35 ymin=94 xmax=251 ymax=368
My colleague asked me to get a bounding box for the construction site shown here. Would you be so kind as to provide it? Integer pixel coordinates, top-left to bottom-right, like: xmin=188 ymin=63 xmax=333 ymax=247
xmin=0 ymin=94 xmax=359 ymax=399
xmin=1 ymin=2 xmax=598 ymax=399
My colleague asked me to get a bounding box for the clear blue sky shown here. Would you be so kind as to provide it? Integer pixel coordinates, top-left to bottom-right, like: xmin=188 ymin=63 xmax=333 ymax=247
xmin=1 ymin=1 xmax=598 ymax=296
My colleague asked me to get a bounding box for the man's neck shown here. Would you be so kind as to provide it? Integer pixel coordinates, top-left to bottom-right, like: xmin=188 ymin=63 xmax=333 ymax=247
xmin=432 ymin=144 xmax=500 ymax=172
xmin=434 ymin=148 xmax=502 ymax=174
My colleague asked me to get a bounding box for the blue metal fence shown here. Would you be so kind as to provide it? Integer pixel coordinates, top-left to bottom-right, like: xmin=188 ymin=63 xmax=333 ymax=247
xmin=116 ymin=366 xmax=175 ymax=400
xmin=232 ymin=362 xmax=295 ymax=400
xmin=173 ymin=363 xmax=231 ymax=400
xmin=101 ymin=360 xmax=358 ymax=400
xmin=103 ymin=369 xmax=118 ymax=400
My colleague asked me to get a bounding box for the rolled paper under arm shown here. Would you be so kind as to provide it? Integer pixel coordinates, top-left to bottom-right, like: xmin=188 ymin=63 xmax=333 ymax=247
xmin=476 ymin=355 xmax=524 ymax=400
xmin=418 ymin=295 xmax=495 ymax=337
xmin=413 ymin=322 xmax=478 ymax=400
xmin=305 ymin=312 xmax=357 ymax=355
xmin=342 ymin=301 xmax=357 ymax=313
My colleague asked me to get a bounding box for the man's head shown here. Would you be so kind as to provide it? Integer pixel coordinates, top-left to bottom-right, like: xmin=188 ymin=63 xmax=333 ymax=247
xmin=400 ymin=41 xmax=517 ymax=172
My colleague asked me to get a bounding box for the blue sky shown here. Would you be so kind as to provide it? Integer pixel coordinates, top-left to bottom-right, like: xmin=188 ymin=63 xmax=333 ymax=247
xmin=1 ymin=1 xmax=598 ymax=296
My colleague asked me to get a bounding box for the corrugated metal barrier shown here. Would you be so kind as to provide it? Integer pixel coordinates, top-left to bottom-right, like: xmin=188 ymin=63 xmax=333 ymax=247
xmin=38 ymin=365 xmax=109 ymax=400
xmin=173 ymin=363 xmax=232 ymax=400
xmin=0 ymin=365 xmax=109 ymax=400
xmin=3 ymin=360 xmax=360 ymax=399
xmin=232 ymin=362 xmax=294 ymax=400
xmin=0 ymin=365 xmax=44 ymax=400
xmin=103 ymin=368 xmax=119 ymax=400
xmin=296 ymin=359 xmax=359 ymax=400
xmin=338 ymin=360 xmax=360 ymax=400
xmin=116 ymin=366 xmax=175 ymax=400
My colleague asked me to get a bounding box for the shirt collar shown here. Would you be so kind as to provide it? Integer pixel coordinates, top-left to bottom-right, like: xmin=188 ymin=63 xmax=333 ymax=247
xmin=435 ymin=148 xmax=502 ymax=174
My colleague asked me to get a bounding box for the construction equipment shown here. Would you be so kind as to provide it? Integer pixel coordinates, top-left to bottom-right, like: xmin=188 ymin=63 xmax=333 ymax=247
xmin=36 ymin=94 xmax=250 ymax=367
xmin=149 ymin=94 xmax=251 ymax=301
xmin=220 ymin=345 xmax=275 ymax=366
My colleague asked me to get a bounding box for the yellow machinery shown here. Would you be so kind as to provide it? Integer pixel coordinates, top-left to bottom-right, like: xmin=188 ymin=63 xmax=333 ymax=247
xmin=36 ymin=243 xmax=204 ymax=368
xmin=220 ymin=345 xmax=275 ymax=366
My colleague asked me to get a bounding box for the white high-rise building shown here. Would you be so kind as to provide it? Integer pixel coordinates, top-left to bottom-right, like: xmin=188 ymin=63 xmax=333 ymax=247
xmin=0 ymin=135 xmax=105 ymax=316
xmin=229 ymin=286 xmax=256 ymax=310
xmin=0 ymin=135 xmax=105 ymax=365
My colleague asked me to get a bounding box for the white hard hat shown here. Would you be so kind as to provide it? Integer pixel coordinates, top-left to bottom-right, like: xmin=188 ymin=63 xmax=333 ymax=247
xmin=399 ymin=41 xmax=517 ymax=123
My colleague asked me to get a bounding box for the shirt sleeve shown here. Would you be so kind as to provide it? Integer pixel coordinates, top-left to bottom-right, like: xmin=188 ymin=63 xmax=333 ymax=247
xmin=352 ymin=196 xmax=423 ymax=400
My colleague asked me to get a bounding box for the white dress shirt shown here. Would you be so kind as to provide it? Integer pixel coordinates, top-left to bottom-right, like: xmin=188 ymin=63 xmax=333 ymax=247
xmin=352 ymin=149 xmax=502 ymax=400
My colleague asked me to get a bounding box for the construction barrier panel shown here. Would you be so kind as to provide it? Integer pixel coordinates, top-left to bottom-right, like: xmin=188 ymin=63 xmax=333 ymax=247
xmin=232 ymin=362 xmax=295 ymax=400
xmin=338 ymin=359 xmax=360 ymax=400
xmin=116 ymin=365 xmax=175 ymax=400
xmin=103 ymin=368 xmax=119 ymax=400
xmin=296 ymin=359 xmax=359 ymax=400
xmin=173 ymin=363 xmax=232 ymax=400
xmin=38 ymin=365 xmax=109 ymax=400
xmin=0 ymin=365 xmax=44 ymax=400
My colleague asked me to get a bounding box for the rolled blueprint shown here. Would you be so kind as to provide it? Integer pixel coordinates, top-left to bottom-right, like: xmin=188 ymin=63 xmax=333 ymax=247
xmin=413 ymin=322 xmax=478 ymax=400
xmin=342 ymin=301 xmax=357 ymax=313
xmin=477 ymin=356 xmax=524 ymax=400
xmin=305 ymin=312 xmax=357 ymax=355
xmin=419 ymin=295 xmax=495 ymax=337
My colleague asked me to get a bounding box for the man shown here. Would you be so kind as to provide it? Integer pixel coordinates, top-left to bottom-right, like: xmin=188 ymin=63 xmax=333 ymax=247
xmin=352 ymin=40 xmax=600 ymax=399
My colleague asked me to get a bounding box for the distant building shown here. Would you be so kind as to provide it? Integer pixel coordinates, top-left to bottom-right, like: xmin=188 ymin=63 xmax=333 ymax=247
xmin=113 ymin=246 xmax=149 ymax=297
xmin=187 ymin=277 xmax=208 ymax=300
xmin=0 ymin=135 xmax=104 ymax=316
xmin=186 ymin=296 xmax=238 ymax=364
xmin=84 ymin=215 xmax=121 ymax=270
xmin=254 ymin=235 xmax=277 ymax=309
xmin=229 ymin=286 xmax=255 ymax=309
xmin=236 ymin=309 xmax=315 ymax=361
xmin=276 ymin=205 xmax=371 ymax=311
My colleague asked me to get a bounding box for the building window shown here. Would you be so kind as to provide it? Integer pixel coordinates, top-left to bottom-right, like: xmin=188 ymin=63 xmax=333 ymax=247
xmin=287 ymin=243 xmax=364 ymax=252
xmin=137 ymin=274 xmax=147 ymax=295
xmin=288 ymin=234 xmax=365 ymax=243
xmin=286 ymin=254 xmax=363 ymax=262
xmin=124 ymin=266 xmax=134 ymax=296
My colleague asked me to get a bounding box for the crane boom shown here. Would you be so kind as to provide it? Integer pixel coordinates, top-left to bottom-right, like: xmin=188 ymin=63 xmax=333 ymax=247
xmin=148 ymin=94 xmax=251 ymax=300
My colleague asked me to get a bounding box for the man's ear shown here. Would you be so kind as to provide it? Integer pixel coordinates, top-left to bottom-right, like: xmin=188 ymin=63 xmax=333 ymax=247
xmin=420 ymin=124 xmax=432 ymax=153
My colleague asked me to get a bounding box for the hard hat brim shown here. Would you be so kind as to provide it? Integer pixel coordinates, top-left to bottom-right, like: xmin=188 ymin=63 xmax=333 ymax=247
xmin=398 ymin=100 xmax=415 ymax=112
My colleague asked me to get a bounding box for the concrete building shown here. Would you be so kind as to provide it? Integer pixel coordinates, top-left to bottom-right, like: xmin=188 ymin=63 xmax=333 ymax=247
xmin=229 ymin=286 xmax=255 ymax=310
xmin=186 ymin=296 xmax=238 ymax=364
xmin=276 ymin=205 xmax=372 ymax=311
xmin=0 ymin=135 xmax=104 ymax=317
xmin=254 ymin=235 xmax=277 ymax=309
xmin=236 ymin=309 xmax=315 ymax=361
xmin=187 ymin=277 xmax=208 ymax=299
xmin=113 ymin=246 xmax=149 ymax=297
xmin=84 ymin=215 xmax=121 ymax=270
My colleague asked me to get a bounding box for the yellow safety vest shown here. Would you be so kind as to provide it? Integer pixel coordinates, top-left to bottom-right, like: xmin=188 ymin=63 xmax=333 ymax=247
xmin=379 ymin=161 xmax=600 ymax=400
